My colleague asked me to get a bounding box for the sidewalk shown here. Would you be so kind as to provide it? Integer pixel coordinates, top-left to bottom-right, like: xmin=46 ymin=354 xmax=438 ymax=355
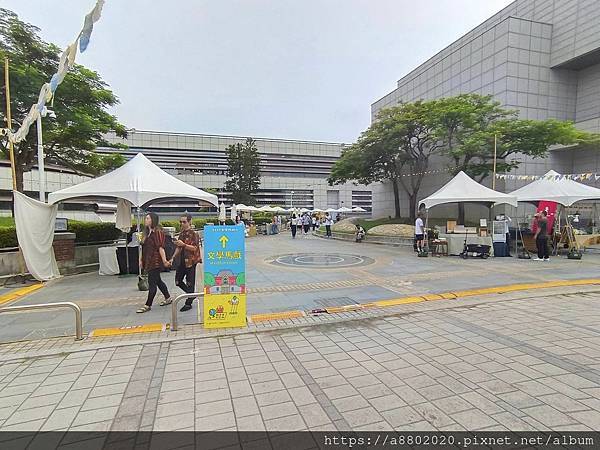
xmin=1 ymin=285 xmax=600 ymax=441
xmin=3 ymin=233 xmax=600 ymax=342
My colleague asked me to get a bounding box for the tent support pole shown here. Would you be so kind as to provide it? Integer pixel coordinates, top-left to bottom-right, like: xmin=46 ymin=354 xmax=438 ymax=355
xmin=137 ymin=207 xmax=142 ymax=277
xmin=424 ymin=209 xmax=429 ymax=252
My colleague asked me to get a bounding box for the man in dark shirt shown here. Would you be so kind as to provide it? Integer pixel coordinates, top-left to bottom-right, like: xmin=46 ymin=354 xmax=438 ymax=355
xmin=168 ymin=214 xmax=202 ymax=311
xmin=534 ymin=210 xmax=550 ymax=261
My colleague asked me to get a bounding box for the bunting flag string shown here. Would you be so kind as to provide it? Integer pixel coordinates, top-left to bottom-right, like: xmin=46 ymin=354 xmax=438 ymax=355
xmin=495 ymin=172 xmax=600 ymax=182
xmin=5 ymin=0 xmax=105 ymax=144
xmin=400 ymin=166 xmax=460 ymax=178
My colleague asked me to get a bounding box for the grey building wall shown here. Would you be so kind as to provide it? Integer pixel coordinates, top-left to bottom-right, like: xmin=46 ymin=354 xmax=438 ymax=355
xmin=100 ymin=130 xmax=372 ymax=214
xmin=371 ymin=0 xmax=600 ymax=220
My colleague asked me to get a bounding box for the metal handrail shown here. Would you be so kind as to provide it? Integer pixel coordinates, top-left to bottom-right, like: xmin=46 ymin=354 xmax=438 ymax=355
xmin=171 ymin=292 xmax=204 ymax=331
xmin=0 ymin=301 xmax=83 ymax=341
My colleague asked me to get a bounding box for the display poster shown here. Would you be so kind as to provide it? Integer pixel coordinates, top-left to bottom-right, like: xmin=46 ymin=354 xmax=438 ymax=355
xmin=532 ymin=201 xmax=558 ymax=234
xmin=203 ymin=225 xmax=247 ymax=329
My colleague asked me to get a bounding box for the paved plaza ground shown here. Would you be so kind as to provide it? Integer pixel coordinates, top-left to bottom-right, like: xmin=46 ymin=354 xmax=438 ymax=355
xmin=1 ymin=232 xmax=600 ymax=342
xmin=1 ymin=286 xmax=600 ymax=443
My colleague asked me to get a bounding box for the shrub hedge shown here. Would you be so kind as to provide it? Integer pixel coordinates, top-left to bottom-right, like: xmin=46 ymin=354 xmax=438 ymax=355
xmin=67 ymin=221 xmax=122 ymax=243
xmin=0 ymin=213 xmax=282 ymax=249
xmin=0 ymin=227 xmax=17 ymax=248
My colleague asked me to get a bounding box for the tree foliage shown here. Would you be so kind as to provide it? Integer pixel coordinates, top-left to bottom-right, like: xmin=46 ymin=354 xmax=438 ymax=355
xmin=0 ymin=8 xmax=127 ymax=192
xmin=330 ymin=93 xmax=599 ymax=221
xmin=330 ymin=100 xmax=447 ymax=220
xmin=437 ymin=94 xmax=594 ymax=181
xmin=225 ymin=138 xmax=261 ymax=205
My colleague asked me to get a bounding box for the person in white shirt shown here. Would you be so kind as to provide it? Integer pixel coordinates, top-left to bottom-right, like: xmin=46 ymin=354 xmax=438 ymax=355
xmin=325 ymin=213 xmax=333 ymax=238
xmin=415 ymin=213 xmax=425 ymax=254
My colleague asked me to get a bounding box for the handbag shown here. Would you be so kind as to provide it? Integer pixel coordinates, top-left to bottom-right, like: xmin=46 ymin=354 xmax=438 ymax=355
xmin=138 ymin=274 xmax=149 ymax=291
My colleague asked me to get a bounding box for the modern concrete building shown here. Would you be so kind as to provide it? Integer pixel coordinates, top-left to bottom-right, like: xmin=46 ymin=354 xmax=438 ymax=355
xmin=97 ymin=130 xmax=372 ymax=215
xmin=0 ymin=131 xmax=374 ymax=219
xmin=371 ymin=0 xmax=600 ymax=219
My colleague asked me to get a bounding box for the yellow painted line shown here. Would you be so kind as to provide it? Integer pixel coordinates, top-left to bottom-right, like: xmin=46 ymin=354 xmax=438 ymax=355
xmin=420 ymin=294 xmax=445 ymax=301
xmin=0 ymin=283 xmax=44 ymax=306
xmin=361 ymin=302 xmax=378 ymax=309
xmin=90 ymin=323 xmax=165 ymax=337
xmin=326 ymin=305 xmax=364 ymax=314
xmin=374 ymin=296 xmax=424 ymax=307
xmin=366 ymin=278 xmax=600 ymax=314
xmin=249 ymin=310 xmax=305 ymax=323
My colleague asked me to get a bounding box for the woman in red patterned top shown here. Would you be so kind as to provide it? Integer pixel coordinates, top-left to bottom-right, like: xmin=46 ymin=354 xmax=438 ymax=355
xmin=137 ymin=212 xmax=172 ymax=313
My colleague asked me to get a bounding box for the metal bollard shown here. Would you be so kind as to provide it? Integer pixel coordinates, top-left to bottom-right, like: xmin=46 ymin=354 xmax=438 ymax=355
xmin=171 ymin=292 xmax=204 ymax=332
xmin=0 ymin=301 xmax=84 ymax=341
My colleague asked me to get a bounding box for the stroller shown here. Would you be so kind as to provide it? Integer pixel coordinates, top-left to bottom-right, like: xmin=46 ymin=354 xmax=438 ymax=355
xmin=459 ymin=229 xmax=491 ymax=259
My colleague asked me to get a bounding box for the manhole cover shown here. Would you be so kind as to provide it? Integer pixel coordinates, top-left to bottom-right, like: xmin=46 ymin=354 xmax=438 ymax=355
xmin=269 ymin=253 xmax=375 ymax=269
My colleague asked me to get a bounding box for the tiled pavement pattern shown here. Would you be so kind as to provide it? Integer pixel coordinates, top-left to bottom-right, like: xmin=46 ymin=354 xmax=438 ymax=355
xmin=1 ymin=290 xmax=600 ymax=437
xmin=4 ymin=233 xmax=600 ymax=342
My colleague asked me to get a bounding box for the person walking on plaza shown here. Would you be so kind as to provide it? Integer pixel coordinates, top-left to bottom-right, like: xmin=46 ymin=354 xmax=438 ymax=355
xmin=167 ymin=213 xmax=202 ymax=312
xmin=325 ymin=213 xmax=333 ymax=238
xmin=312 ymin=215 xmax=317 ymax=232
xmin=534 ymin=210 xmax=550 ymax=261
xmin=290 ymin=213 xmax=298 ymax=239
xmin=302 ymin=213 xmax=311 ymax=236
xmin=137 ymin=212 xmax=171 ymax=313
xmin=415 ymin=212 xmax=425 ymax=254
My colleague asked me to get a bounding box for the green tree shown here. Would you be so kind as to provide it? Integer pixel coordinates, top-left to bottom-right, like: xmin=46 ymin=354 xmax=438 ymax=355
xmin=436 ymin=94 xmax=599 ymax=222
xmin=437 ymin=94 xmax=595 ymax=181
xmin=329 ymin=100 xmax=446 ymax=221
xmin=0 ymin=8 xmax=127 ymax=192
xmin=225 ymin=138 xmax=261 ymax=205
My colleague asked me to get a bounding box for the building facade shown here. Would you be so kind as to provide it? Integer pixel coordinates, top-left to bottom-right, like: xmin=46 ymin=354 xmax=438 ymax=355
xmin=371 ymin=0 xmax=600 ymax=219
xmin=0 ymin=131 xmax=374 ymax=219
xmin=97 ymin=130 xmax=372 ymax=215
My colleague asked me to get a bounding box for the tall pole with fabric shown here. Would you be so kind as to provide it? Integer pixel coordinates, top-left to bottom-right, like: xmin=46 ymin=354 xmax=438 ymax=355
xmin=36 ymin=116 xmax=46 ymax=202
xmin=4 ymin=57 xmax=17 ymax=192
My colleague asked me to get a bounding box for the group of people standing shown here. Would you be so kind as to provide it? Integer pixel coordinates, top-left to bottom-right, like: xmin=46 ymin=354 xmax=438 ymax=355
xmin=289 ymin=212 xmax=334 ymax=238
xmin=137 ymin=212 xmax=202 ymax=314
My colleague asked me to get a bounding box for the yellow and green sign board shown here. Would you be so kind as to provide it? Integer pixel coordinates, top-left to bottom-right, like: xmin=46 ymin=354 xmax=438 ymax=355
xmin=203 ymin=225 xmax=247 ymax=329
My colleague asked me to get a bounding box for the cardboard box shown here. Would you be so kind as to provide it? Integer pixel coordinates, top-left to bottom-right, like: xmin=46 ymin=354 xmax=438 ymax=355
xmin=447 ymin=220 xmax=457 ymax=233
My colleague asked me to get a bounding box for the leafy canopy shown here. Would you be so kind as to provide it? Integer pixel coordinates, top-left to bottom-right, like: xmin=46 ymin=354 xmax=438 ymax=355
xmin=0 ymin=8 xmax=127 ymax=190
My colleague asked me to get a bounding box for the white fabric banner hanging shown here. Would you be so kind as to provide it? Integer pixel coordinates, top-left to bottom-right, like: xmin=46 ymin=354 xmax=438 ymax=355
xmin=116 ymin=198 xmax=133 ymax=232
xmin=14 ymin=191 xmax=61 ymax=281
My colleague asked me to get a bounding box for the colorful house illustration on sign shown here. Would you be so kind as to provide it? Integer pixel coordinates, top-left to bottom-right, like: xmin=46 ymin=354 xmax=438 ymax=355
xmin=206 ymin=269 xmax=246 ymax=295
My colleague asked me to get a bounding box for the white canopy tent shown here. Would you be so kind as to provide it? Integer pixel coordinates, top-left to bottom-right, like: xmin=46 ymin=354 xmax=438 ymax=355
xmin=508 ymin=170 xmax=600 ymax=257
xmin=46 ymin=153 xmax=218 ymax=280
xmin=337 ymin=206 xmax=353 ymax=213
xmin=352 ymin=206 xmax=367 ymax=212
xmin=48 ymin=153 xmax=218 ymax=207
xmin=420 ymin=171 xmax=518 ymax=210
xmin=418 ymin=172 xmax=517 ymax=255
xmin=509 ymin=170 xmax=600 ymax=206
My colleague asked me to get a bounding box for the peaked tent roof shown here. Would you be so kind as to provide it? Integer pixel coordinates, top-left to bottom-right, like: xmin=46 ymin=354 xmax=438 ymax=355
xmin=508 ymin=170 xmax=600 ymax=206
xmin=48 ymin=153 xmax=218 ymax=207
xmin=420 ymin=171 xmax=518 ymax=209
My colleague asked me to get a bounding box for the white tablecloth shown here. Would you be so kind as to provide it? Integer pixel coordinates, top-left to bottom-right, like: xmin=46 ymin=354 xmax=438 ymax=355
xmin=437 ymin=233 xmax=494 ymax=256
xmin=98 ymin=246 xmax=120 ymax=275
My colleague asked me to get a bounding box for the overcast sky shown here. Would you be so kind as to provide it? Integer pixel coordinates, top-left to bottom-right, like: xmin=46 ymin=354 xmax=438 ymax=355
xmin=6 ymin=0 xmax=514 ymax=143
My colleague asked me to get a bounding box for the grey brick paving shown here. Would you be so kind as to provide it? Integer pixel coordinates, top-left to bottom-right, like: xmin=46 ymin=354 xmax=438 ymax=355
xmin=3 ymin=290 xmax=600 ymax=435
